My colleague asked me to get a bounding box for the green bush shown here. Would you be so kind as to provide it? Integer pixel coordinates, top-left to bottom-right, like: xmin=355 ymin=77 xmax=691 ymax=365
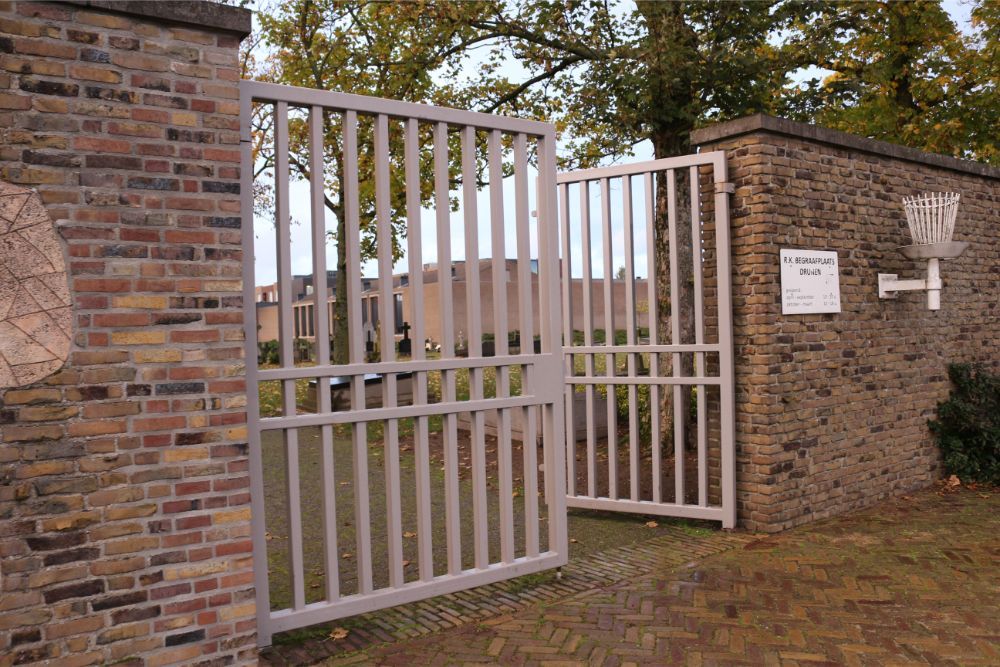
xmin=614 ymin=382 xmax=652 ymax=447
xmin=258 ymin=340 xmax=279 ymax=365
xmin=929 ymin=363 xmax=1000 ymax=485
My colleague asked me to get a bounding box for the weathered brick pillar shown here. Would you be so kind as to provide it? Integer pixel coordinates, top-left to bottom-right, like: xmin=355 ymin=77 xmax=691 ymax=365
xmin=693 ymin=115 xmax=1000 ymax=533
xmin=0 ymin=2 xmax=256 ymax=664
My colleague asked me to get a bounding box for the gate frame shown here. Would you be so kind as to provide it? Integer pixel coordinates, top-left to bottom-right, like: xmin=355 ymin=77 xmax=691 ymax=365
xmin=556 ymin=154 xmax=736 ymax=529
xmin=239 ymin=80 xmax=568 ymax=646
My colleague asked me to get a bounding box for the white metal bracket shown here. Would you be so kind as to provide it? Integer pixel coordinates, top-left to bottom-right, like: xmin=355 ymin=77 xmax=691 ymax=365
xmin=715 ymin=182 xmax=735 ymax=195
xmin=878 ymin=273 xmax=926 ymax=299
xmin=877 ymin=242 xmax=967 ymax=311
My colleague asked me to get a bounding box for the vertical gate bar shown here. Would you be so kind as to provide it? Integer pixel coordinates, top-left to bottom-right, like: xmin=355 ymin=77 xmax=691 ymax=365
xmin=514 ymin=132 xmax=539 ymax=557
xmin=622 ymin=175 xmax=639 ymax=501
xmin=599 ymin=177 xmax=617 ymax=500
xmin=240 ymin=88 xmax=272 ymax=647
xmin=405 ymin=118 xmax=434 ymax=581
xmin=344 ymin=109 xmax=373 ymax=593
xmin=275 ymin=102 xmax=294 ymax=374
xmin=645 ymin=172 xmax=661 ymax=504
xmin=538 ymin=131 xmax=568 ymax=558
xmin=284 ymin=426 xmax=305 ymax=610
xmin=310 ymin=105 xmax=339 ymax=601
xmin=435 ymin=121 xmax=462 ymax=574
xmin=461 ymin=126 xmax=488 ymax=570
xmin=667 ymin=169 xmax=685 ymax=505
xmin=375 ymin=113 xmax=404 ymax=588
xmin=579 ymin=181 xmax=596 ymax=498
xmin=559 ymin=182 xmax=575 ymax=497
xmin=488 ymin=130 xmax=515 ymax=564
xmin=690 ymin=165 xmax=708 ymax=507
xmin=274 ymin=103 xmax=306 ymax=610
xmin=713 ymin=155 xmax=737 ymax=529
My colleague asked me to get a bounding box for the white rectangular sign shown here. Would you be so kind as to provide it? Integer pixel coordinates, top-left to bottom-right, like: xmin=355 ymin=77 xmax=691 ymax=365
xmin=780 ymin=249 xmax=841 ymax=314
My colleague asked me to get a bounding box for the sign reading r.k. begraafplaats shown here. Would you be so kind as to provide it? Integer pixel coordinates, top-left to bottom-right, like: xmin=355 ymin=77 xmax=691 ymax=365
xmin=779 ymin=249 xmax=841 ymax=314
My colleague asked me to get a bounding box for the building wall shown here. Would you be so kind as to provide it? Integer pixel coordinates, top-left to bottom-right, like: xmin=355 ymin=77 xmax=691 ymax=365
xmin=0 ymin=2 xmax=256 ymax=664
xmin=693 ymin=115 xmax=1000 ymax=533
xmin=270 ymin=272 xmax=651 ymax=349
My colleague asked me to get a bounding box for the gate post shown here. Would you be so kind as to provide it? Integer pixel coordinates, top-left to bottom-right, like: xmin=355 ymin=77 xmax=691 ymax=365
xmin=0 ymin=2 xmax=256 ymax=664
xmin=693 ymin=114 xmax=1000 ymax=533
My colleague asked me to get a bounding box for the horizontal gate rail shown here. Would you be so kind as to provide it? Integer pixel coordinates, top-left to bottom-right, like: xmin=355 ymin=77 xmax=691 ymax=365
xmin=265 ymin=553 xmax=564 ymax=635
xmin=255 ymin=353 xmax=553 ymax=380
xmin=241 ymin=80 xmax=567 ymax=646
xmin=557 ymin=152 xmax=736 ymax=529
xmin=242 ymin=80 xmax=551 ymax=135
xmin=256 ymin=393 xmax=556 ymax=429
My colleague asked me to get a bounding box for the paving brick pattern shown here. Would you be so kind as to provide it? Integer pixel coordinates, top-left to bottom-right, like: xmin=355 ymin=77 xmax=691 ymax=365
xmin=260 ymin=526 xmax=753 ymax=666
xmin=285 ymin=487 xmax=999 ymax=666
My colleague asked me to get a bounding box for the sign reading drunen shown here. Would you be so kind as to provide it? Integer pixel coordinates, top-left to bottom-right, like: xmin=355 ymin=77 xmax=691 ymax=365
xmin=780 ymin=249 xmax=842 ymax=315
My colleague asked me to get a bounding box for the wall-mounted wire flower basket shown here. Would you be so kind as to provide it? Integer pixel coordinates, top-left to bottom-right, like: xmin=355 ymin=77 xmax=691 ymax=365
xmin=902 ymin=192 xmax=960 ymax=245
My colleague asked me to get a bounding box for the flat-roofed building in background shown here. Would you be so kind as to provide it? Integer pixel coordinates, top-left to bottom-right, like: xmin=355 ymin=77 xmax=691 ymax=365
xmin=256 ymin=258 xmax=648 ymax=353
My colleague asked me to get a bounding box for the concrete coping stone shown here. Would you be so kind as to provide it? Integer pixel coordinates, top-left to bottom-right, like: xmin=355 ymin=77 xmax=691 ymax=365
xmin=59 ymin=0 xmax=252 ymax=38
xmin=691 ymin=113 xmax=1000 ymax=181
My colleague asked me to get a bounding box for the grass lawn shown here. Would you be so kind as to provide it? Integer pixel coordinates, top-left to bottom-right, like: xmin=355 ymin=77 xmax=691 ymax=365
xmin=261 ymin=425 xmax=713 ymax=611
xmin=257 ymin=353 xmax=718 ymax=612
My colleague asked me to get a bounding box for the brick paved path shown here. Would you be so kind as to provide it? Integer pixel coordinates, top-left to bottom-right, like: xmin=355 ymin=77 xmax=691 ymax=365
xmin=296 ymin=486 xmax=1000 ymax=666
xmin=261 ymin=525 xmax=751 ymax=665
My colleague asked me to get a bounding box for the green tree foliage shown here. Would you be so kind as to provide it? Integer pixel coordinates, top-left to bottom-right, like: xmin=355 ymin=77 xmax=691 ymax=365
xmin=247 ymin=0 xmax=997 ymax=449
xmin=781 ymin=0 xmax=1000 ymax=164
xmin=248 ymin=1 xmax=483 ymax=362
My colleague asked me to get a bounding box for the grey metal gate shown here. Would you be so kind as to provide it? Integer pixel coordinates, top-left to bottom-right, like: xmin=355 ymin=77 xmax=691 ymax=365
xmin=557 ymin=155 xmax=736 ymax=528
xmin=240 ymin=80 xmax=567 ymax=646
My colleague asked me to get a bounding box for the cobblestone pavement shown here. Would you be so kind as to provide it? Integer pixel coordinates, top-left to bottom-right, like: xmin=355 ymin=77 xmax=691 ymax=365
xmin=268 ymin=486 xmax=1000 ymax=666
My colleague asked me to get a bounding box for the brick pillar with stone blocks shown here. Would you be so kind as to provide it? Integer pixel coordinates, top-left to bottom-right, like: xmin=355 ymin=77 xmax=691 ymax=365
xmin=693 ymin=115 xmax=1000 ymax=534
xmin=0 ymin=2 xmax=257 ymax=665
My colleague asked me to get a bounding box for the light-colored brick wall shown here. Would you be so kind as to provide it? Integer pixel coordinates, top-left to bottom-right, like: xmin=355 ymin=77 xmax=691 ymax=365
xmin=694 ymin=116 xmax=1000 ymax=533
xmin=0 ymin=1 xmax=255 ymax=664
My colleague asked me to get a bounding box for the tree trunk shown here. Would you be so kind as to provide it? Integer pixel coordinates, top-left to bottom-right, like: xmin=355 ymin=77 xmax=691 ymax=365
xmin=651 ymin=138 xmax=696 ymax=457
xmin=331 ymin=210 xmax=349 ymax=365
xmin=637 ymin=1 xmax=699 ymax=459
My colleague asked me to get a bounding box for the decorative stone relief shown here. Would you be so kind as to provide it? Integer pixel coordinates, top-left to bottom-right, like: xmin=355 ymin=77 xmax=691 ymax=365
xmin=0 ymin=182 xmax=72 ymax=388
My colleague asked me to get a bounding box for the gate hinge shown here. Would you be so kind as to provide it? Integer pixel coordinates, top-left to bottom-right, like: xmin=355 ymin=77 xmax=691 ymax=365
xmin=715 ymin=182 xmax=735 ymax=195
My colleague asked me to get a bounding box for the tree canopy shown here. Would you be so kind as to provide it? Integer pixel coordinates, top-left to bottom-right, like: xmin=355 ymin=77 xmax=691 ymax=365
xmin=781 ymin=0 xmax=1000 ymax=164
xmin=249 ymin=1 xmax=998 ymax=166
xmin=245 ymin=0 xmax=997 ymax=439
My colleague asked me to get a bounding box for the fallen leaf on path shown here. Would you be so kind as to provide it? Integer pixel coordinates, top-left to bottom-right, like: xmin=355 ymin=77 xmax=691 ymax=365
xmin=403 ymin=531 xmax=417 ymax=538
xmin=645 ymin=521 xmax=658 ymax=528
xmin=329 ymin=627 xmax=349 ymax=640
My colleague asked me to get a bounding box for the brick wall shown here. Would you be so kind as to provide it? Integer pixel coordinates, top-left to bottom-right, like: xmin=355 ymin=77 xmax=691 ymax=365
xmin=693 ymin=115 xmax=1000 ymax=533
xmin=0 ymin=2 xmax=256 ymax=665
